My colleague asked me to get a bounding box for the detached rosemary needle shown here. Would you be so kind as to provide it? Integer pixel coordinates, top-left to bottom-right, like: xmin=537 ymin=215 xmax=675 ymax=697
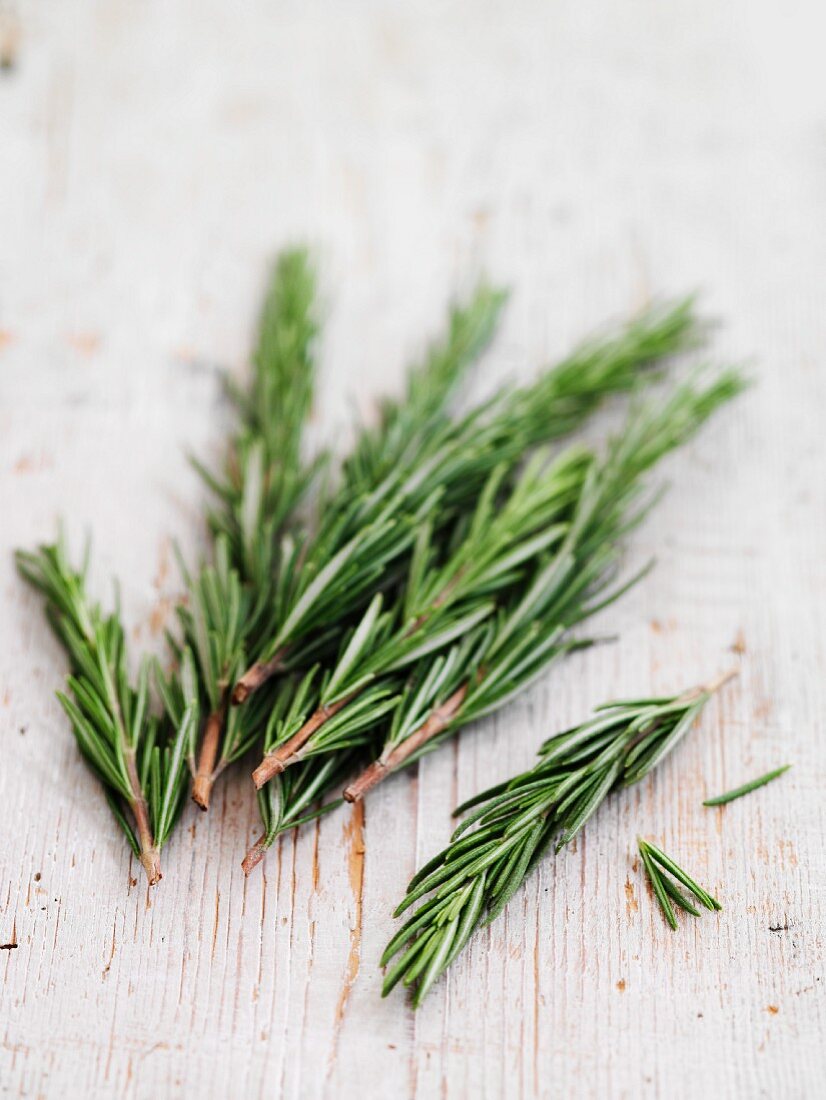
xmin=638 ymin=838 xmax=721 ymax=929
xmin=703 ymin=764 xmax=792 ymax=806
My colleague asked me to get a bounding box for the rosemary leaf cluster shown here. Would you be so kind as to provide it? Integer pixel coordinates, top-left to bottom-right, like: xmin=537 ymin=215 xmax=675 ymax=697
xmin=383 ymin=673 xmax=734 ymax=1005
xmin=637 ymin=838 xmax=721 ymax=929
xmin=235 ymin=297 xmax=722 ymax=867
xmin=181 ymin=259 xmax=510 ymax=810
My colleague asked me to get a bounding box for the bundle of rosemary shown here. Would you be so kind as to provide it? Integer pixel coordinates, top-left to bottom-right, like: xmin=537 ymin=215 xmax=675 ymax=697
xmin=17 ymin=248 xmax=740 ymax=901
xmin=383 ymin=673 xmax=735 ymax=1006
xmin=240 ymin=372 xmax=742 ymax=874
xmin=178 ymin=248 xmax=701 ymax=819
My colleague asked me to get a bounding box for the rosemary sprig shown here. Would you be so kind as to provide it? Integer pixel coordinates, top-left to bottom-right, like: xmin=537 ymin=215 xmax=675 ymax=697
xmin=193 ymin=246 xmax=321 ymax=587
xmin=16 ymin=537 xmax=190 ymax=884
xmin=638 ymin=838 xmax=722 ymax=929
xmin=702 ymin=764 xmax=791 ymax=806
xmin=341 ymin=373 xmax=744 ymax=802
xmin=233 ymin=298 xmax=702 ymax=705
xmin=382 ymin=674 xmax=733 ymax=1005
xmin=173 ymin=249 xmax=323 ymax=809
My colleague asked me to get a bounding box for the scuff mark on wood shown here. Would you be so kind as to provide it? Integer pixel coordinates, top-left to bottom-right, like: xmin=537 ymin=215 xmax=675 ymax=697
xmin=327 ymin=800 xmax=366 ymax=1075
xmin=624 ymin=878 xmax=638 ymax=917
xmin=66 ymin=332 xmax=101 ymax=356
xmin=211 ymin=890 xmax=220 ymax=960
xmin=102 ymin=915 xmax=117 ymax=978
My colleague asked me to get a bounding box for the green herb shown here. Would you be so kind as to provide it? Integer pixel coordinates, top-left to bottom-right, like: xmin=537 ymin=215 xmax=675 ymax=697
xmin=170 ymin=249 xmax=323 ymax=809
xmin=178 ymin=263 xmax=507 ymax=810
xmin=232 ymin=281 xmax=509 ymax=704
xmin=193 ymin=247 xmax=321 ymax=584
xmin=381 ymin=673 xmax=733 ymax=1005
xmin=242 ymin=302 xmax=708 ymax=871
xmin=702 ymin=764 xmax=791 ymax=806
xmin=251 ymin=446 xmax=590 ymax=786
xmin=16 ymin=537 xmax=190 ymax=884
xmin=638 ymin=837 xmax=722 ymax=929
xmin=246 ymin=307 xmax=707 ymax=778
xmin=233 ymin=298 xmax=702 ymax=706
xmin=331 ymin=372 xmax=744 ymax=800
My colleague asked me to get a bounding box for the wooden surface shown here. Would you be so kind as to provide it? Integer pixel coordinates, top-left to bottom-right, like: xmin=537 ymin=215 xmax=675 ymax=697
xmin=1 ymin=2 xmax=824 ymax=1097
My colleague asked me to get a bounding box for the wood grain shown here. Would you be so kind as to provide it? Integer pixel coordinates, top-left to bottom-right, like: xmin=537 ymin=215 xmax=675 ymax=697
xmin=1 ymin=2 xmax=824 ymax=1096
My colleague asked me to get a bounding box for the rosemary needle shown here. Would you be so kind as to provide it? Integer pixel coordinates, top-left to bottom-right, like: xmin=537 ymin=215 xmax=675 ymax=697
xmin=703 ymin=764 xmax=791 ymax=806
xmin=638 ymin=838 xmax=721 ymax=929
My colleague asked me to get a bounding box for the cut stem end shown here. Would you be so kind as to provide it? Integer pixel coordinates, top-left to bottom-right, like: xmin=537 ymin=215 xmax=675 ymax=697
xmin=343 ymin=761 xmax=388 ymax=803
xmin=232 ymin=651 xmax=287 ymax=705
xmin=704 ymin=667 xmax=739 ymax=695
xmin=191 ymin=774 xmax=214 ymax=812
xmin=252 ymin=754 xmax=285 ymax=789
xmin=241 ymin=833 xmax=270 ymax=876
xmin=252 ymin=695 xmax=353 ymax=789
xmin=139 ymin=846 xmax=162 ymax=886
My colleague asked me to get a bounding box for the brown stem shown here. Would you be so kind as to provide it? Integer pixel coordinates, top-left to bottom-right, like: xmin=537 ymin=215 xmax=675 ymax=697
xmin=702 ymin=667 xmax=739 ymax=695
xmin=252 ymin=693 xmax=354 ymax=789
xmin=232 ymin=649 xmax=287 ymax=705
xmin=343 ymin=683 xmax=469 ymax=803
xmin=241 ymin=832 xmax=269 ymax=876
xmin=678 ymin=668 xmax=739 ymax=705
xmin=125 ymin=748 xmax=162 ymax=886
xmin=191 ymin=704 xmax=226 ymax=811
xmin=342 ymin=759 xmax=388 ymax=803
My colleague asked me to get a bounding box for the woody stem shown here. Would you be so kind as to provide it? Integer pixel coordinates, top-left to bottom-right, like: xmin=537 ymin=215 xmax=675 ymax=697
xmin=343 ymin=684 xmax=469 ymax=803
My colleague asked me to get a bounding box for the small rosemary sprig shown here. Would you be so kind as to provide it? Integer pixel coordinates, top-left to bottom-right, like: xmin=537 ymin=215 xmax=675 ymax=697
xmin=171 ymin=249 xmax=323 ymax=809
xmin=638 ymin=838 xmax=722 ymax=929
xmin=382 ymin=673 xmax=734 ymax=1005
xmin=702 ymin=764 xmax=791 ymax=806
xmin=193 ymin=246 xmax=321 ymax=587
xmin=233 ymin=298 xmax=702 ymax=705
xmin=16 ymin=537 xmax=189 ymax=885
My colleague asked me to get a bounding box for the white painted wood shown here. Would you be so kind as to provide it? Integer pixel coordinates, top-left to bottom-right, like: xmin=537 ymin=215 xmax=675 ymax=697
xmin=1 ymin=2 xmax=824 ymax=1096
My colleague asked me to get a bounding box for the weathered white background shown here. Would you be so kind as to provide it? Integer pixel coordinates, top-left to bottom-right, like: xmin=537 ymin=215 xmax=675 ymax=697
xmin=1 ymin=2 xmax=824 ymax=1097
